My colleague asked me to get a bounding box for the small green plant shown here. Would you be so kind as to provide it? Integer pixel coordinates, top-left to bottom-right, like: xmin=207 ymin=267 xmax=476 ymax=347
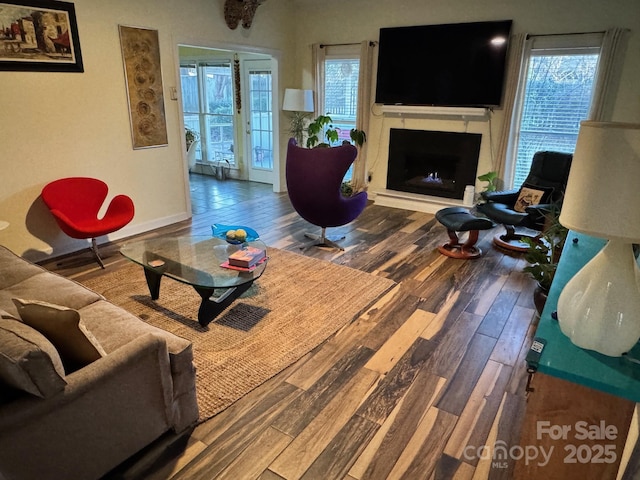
xmin=307 ymin=114 xmax=337 ymax=148
xmin=349 ymin=128 xmax=367 ymax=147
xmin=288 ymin=112 xmax=309 ymax=146
xmin=341 ymin=180 xmax=354 ymax=197
xmin=306 ymin=114 xmax=367 ymax=149
xmin=185 ymin=127 xmax=199 ymax=149
xmin=522 ymin=204 xmax=568 ymax=292
xmin=477 ymin=171 xmax=499 ymax=193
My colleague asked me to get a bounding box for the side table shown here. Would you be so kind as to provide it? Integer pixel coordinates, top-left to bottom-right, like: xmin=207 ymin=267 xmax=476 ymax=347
xmin=514 ymin=232 xmax=640 ymax=478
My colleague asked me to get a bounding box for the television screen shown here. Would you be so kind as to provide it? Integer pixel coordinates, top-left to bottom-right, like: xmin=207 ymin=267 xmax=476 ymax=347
xmin=375 ymin=20 xmax=513 ymax=108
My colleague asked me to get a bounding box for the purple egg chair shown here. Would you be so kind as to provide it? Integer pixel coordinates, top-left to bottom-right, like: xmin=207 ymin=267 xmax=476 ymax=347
xmin=285 ymin=138 xmax=368 ymax=250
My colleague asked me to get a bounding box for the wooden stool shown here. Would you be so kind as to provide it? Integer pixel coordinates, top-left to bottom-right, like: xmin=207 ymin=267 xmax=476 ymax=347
xmin=435 ymin=207 xmax=494 ymax=259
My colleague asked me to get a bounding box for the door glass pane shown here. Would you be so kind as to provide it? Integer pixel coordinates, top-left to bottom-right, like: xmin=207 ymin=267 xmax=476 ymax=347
xmin=202 ymin=64 xmax=235 ymax=164
xmin=249 ymin=69 xmax=273 ymax=170
xmin=512 ymin=53 xmax=599 ymax=188
xmin=180 ymin=65 xmax=200 ymax=114
xmin=180 ymin=65 xmax=201 ymax=162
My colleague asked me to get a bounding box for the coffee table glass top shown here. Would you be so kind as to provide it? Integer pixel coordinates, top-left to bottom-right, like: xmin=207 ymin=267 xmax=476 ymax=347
xmin=120 ymin=236 xmax=267 ymax=289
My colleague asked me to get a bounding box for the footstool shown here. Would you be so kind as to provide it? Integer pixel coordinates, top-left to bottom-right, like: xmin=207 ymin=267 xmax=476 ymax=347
xmin=435 ymin=207 xmax=494 ymax=259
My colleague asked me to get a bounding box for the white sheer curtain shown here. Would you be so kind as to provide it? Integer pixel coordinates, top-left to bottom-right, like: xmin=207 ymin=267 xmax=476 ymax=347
xmin=311 ymin=43 xmax=325 ymax=119
xmin=494 ymin=33 xmax=528 ymax=187
xmin=589 ymin=27 xmax=630 ymax=121
xmin=352 ymin=41 xmax=375 ymax=191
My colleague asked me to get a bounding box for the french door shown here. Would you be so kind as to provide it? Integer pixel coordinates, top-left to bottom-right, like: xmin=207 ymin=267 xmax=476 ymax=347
xmin=243 ymin=59 xmax=273 ymax=184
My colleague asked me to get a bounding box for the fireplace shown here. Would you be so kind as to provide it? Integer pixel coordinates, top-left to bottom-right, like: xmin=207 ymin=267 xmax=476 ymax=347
xmin=386 ymin=128 xmax=482 ymax=200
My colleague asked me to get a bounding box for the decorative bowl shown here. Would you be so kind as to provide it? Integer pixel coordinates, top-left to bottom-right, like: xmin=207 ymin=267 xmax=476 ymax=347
xmin=212 ymin=224 xmax=260 ymax=243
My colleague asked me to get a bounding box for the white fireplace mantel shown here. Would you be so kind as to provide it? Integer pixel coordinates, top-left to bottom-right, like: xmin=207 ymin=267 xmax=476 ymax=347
xmin=372 ymin=189 xmax=473 ymax=214
xmin=379 ymin=104 xmax=490 ymax=120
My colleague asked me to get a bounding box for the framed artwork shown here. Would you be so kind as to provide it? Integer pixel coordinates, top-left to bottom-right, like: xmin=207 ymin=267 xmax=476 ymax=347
xmin=0 ymin=0 xmax=83 ymax=72
xmin=119 ymin=25 xmax=168 ymax=149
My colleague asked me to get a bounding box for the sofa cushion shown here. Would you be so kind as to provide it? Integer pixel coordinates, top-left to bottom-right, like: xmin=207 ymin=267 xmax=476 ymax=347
xmin=0 ymin=246 xmax=45 ymax=290
xmin=0 ymin=271 xmax=103 ymax=319
xmin=12 ymin=298 xmax=107 ymax=372
xmin=0 ymin=318 xmax=67 ymax=398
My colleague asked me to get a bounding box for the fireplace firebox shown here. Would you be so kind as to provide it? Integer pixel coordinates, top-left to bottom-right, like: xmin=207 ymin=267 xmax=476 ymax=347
xmin=386 ymin=128 xmax=482 ymax=200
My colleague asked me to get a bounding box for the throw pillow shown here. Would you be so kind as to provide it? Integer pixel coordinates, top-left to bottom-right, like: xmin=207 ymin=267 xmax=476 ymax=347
xmin=12 ymin=298 xmax=107 ymax=372
xmin=514 ymin=184 xmax=554 ymax=213
xmin=0 ymin=318 xmax=67 ymax=398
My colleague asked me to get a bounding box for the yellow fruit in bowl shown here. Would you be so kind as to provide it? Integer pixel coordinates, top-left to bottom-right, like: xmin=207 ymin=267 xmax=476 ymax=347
xmin=226 ymin=230 xmax=237 ymax=240
xmin=235 ymin=229 xmax=247 ymax=241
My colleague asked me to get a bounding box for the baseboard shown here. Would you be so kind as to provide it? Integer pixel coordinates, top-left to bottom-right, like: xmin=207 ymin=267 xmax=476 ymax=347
xmin=26 ymin=212 xmax=191 ymax=263
xmin=373 ymin=189 xmax=469 ymax=214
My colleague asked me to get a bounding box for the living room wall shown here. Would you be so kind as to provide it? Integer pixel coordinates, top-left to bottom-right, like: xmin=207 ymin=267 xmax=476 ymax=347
xmin=2 ymin=0 xmax=638 ymax=261
xmin=290 ymin=0 xmax=640 ymax=195
xmin=0 ymin=0 xmax=295 ymax=261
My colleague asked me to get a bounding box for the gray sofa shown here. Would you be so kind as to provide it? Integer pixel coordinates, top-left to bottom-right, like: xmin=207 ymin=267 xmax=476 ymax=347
xmin=0 ymin=245 xmax=199 ymax=480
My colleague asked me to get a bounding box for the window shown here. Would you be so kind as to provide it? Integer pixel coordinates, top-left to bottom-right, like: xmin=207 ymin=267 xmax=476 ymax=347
xmin=180 ymin=62 xmax=236 ymax=166
xmin=507 ymin=35 xmax=602 ymax=189
xmin=324 ymin=58 xmax=360 ymax=144
xmin=319 ymin=46 xmax=361 ymax=181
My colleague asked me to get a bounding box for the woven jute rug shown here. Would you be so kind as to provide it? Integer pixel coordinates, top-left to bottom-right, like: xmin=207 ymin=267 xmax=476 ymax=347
xmin=83 ymin=248 xmax=395 ymax=422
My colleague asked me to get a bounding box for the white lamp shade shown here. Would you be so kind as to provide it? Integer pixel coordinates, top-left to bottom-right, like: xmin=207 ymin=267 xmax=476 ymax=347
xmin=559 ymin=121 xmax=640 ymax=242
xmin=282 ymin=88 xmax=314 ymax=113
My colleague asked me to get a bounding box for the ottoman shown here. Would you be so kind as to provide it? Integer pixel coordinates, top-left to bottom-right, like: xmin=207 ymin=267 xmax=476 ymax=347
xmin=435 ymin=207 xmax=494 ymax=259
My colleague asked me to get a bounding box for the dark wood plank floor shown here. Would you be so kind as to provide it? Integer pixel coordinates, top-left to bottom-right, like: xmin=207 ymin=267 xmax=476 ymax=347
xmin=41 ymin=173 xmax=538 ymax=480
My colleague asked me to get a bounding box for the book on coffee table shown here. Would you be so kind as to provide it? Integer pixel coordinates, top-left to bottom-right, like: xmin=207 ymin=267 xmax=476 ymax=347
xmin=227 ymin=246 xmax=266 ymax=268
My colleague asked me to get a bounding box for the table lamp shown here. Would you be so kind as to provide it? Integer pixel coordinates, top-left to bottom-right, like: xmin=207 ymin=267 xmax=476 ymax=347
xmin=282 ymin=88 xmax=314 ymax=146
xmin=557 ymin=121 xmax=640 ymax=357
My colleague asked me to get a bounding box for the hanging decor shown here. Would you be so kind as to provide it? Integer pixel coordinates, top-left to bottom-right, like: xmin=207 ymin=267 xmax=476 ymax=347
xmin=119 ymin=25 xmax=168 ymax=149
xmin=234 ymin=54 xmax=241 ymax=114
xmin=0 ymin=0 xmax=84 ymax=72
xmin=224 ymin=0 xmax=266 ymax=30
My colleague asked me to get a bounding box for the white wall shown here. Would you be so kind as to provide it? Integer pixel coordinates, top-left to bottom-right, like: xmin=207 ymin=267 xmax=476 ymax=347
xmin=0 ymin=0 xmax=295 ymax=260
xmin=291 ymin=0 xmax=640 ymax=194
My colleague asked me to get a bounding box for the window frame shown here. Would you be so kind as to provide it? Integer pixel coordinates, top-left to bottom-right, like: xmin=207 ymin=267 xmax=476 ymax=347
xmin=180 ymin=60 xmax=236 ymax=166
xmin=503 ymin=33 xmax=604 ymax=190
xmin=319 ymin=44 xmax=361 ymax=144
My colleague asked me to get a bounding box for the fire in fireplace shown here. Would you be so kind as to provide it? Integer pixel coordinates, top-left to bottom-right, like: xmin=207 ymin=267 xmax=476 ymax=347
xmin=386 ymin=128 xmax=482 ymax=200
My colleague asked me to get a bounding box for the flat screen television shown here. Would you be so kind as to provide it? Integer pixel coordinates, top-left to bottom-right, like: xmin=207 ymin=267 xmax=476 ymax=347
xmin=375 ymin=20 xmax=513 ymax=108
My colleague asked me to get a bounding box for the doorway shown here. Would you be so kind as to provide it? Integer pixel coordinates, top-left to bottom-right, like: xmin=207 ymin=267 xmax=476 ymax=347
xmin=178 ymin=46 xmax=279 ymax=199
xmin=243 ymin=59 xmax=274 ymax=184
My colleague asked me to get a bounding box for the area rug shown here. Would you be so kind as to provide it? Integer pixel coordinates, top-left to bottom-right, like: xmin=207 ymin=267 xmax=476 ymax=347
xmin=82 ymin=248 xmax=395 ymax=422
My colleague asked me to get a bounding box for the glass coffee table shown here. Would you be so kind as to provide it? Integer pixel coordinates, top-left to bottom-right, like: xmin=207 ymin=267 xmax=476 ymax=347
xmin=120 ymin=236 xmax=268 ymax=327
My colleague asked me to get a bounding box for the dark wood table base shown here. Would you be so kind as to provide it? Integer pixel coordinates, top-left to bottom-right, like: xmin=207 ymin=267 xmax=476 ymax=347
xmin=143 ymin=267 xmax=254 ymax=327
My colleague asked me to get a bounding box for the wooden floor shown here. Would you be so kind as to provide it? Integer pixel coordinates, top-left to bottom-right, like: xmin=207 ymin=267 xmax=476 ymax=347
xmin=42 ymin=173 xmax=539 ymax=480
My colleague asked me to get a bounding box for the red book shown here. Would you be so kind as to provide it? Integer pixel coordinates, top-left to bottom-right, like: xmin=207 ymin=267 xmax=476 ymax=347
xmin=227 ymin=247 xmax=266 ymax=268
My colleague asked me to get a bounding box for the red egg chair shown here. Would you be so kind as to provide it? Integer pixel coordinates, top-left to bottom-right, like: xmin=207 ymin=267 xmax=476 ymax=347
xmin=41 ymin=177 xmax=135 ymax=268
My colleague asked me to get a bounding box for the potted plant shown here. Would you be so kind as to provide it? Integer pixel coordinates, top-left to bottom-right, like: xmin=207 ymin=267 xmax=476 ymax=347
xmin=306 ymin=114 xmax=366 ymax=149
xmin=521 ymin=204 xmax=568 ymax=315
xmin=477 ymin=171 xmax=499 ymax=193
xmin=185 ymin=127 xmax=199 ymax=150
xmin=185 ymin=127 xmax=200 ymax=171
xmin=304 ymin=114 xmax=367 ymax=197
